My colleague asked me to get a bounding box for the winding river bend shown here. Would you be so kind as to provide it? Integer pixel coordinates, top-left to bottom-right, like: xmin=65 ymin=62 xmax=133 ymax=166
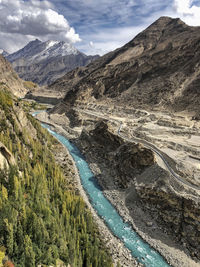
xmin=41 ymin=122 xmax=170 ymax=267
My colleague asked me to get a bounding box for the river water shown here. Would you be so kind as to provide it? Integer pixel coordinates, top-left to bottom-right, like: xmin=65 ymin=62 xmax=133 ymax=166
xmin=40 ymin=122 xmax=170 ymax=267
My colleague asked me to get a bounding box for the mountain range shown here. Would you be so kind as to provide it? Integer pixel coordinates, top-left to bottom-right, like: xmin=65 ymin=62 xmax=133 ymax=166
xmin=5 ymin=39 xmax=99 ymax=85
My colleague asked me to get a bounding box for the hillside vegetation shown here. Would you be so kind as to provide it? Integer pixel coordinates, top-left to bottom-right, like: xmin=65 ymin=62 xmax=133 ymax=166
xmin=0 ymin=87 xmax=113 ymax=267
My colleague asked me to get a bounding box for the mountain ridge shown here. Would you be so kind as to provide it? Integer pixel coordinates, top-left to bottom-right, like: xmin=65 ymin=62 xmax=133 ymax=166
xmin=7 ymin=39 xmax=79 ymax=63
xmin=6 ymin=39 xmax=99 ymax=85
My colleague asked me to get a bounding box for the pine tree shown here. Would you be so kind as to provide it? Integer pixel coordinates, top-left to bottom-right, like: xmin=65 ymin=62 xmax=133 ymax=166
xmin=24 ymin=235 xmax=35 ymax=267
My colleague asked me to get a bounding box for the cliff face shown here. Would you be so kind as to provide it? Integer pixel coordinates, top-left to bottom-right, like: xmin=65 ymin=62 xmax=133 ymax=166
xmin=135 ymin=172 xmax=200 ymax=259
xmin=0 ymin=55 xmax=27 ymax=97
xmin=77 ymin=120 xmax=155 ymax=188
xmin=50 ymin=16 xmax=200 ymax=117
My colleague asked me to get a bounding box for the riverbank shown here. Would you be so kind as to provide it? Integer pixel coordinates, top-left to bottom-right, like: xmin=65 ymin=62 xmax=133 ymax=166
xmin=35 ymin=111 xmax=199 ymax=267
xmin=38 ymin=113 xmax=141 ymax=267
xmin=73 ymin=137 xmax=199 ymax=267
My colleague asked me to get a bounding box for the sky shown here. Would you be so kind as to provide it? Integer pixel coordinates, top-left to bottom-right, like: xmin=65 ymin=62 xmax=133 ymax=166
xmin=0 ymin=0 xmax=200 ymax=55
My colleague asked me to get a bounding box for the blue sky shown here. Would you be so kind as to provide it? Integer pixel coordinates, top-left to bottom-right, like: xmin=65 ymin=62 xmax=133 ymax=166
xmin=0 ymin=0 xmax=200 ymax=55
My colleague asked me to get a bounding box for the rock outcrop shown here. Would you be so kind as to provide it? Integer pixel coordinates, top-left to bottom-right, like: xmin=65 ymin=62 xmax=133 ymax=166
xmin=0 ymin=141 xmax=16 ymax=169
xmin=77 ymin=120 xmax=155 ymax=188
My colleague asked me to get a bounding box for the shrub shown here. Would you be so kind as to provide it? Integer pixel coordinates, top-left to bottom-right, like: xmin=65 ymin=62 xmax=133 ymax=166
xmin=0 ymin=89 xmax=13 ymax=110
xmin=3 ymin=260 xmax=15 ymax=267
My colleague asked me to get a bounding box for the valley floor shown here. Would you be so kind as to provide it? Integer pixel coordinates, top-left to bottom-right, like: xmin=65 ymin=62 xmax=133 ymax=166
xmin=34 ymin=104 xmax=200 ymax=267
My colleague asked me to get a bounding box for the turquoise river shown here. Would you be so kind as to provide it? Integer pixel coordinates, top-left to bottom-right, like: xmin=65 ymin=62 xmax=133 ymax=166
xmin=40 ymin=120 xmax=170 ymax=267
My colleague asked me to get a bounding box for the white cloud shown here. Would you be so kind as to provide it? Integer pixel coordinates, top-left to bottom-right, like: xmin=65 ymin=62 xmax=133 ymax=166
xmin=0 ymin=0 xmax=80 ymax=52
xmin=174 ymin=0 xmax=200 ymax=25
xmin=89 ymin=41 xmax=94 ymax=48
xmin=174 ymin=0 xmax=193 ymax=14
xmin=0 ymin=32 xmax=34 ymax=53
xmin=2 ymin=0 xmax=200 ymax=56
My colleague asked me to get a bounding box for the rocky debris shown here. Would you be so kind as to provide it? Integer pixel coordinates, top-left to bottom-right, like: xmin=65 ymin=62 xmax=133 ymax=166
xmin=50 ymin=16 xmax=200 ymax=117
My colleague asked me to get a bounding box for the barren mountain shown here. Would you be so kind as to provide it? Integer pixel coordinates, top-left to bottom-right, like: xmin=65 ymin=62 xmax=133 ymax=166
xmin=7 ymin=39 xmax=99 ymax=85
xmin=50 ymin=16 xmax=200 ymax=117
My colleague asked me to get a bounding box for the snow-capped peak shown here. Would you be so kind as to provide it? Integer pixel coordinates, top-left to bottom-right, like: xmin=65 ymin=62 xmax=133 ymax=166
xmin=7 ymin=39 xmax=80 ymax=64
xmin=45 ymin=40 xmax=59 ymax=50
xmin=41 ymin=40 xmax=79 ymax=58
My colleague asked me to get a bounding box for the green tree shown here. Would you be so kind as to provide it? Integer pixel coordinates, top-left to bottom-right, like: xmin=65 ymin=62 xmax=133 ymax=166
xmin=24 ymin=235 xmax=35 ymax=267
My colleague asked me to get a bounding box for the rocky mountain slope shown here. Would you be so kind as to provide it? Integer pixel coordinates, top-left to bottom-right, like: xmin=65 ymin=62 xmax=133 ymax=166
xmin=7 ymin=39 xmax=99 ymax=85
xmin=50 ymin=16 xmax=200 ymax=117
xmin=0 ymin=55 xmax=27 ymax=97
